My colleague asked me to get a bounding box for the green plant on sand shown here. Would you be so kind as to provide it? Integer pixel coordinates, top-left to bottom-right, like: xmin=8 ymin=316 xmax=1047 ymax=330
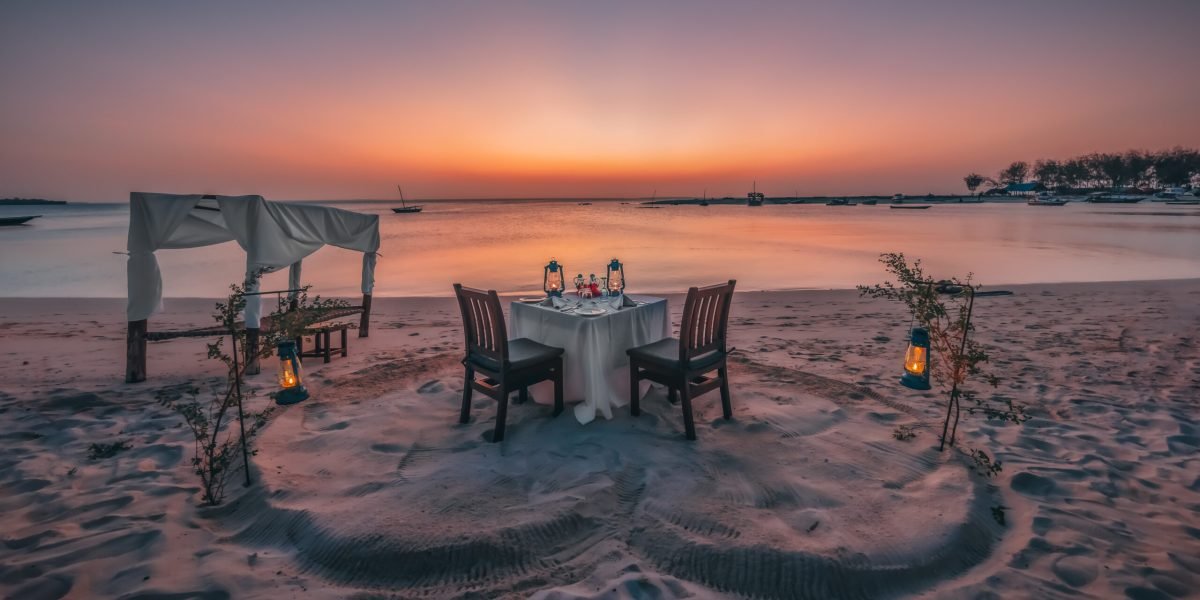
xmin=859 ymin=253 xmax=1027 ymax=477
xmin=158 ymin=270 xmax=348 ymax=506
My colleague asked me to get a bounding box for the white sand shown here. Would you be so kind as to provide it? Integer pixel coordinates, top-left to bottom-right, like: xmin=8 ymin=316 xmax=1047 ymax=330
xmin=0 ymin=280 xmax=1197 ymax=599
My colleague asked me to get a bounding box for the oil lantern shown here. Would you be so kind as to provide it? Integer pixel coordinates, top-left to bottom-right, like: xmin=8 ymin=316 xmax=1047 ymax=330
xmin=275 ymin=340 xmax=310 ymax=405
xmin=544 ymin=259 xmax=565 ymax=297
xmin=606 ymin=258 xmax=625 ymax=295
xmin=900 ymin=327 xmax=931 ymax=390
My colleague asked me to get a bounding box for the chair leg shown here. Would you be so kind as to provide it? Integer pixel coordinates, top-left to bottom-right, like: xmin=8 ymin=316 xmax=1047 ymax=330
xmin=459 ymin=367 xmax=474 ymax=424
xmin=668 ymin=386 xmax=678 ymax=405
xmin=341 ymin=328 xmax=348 ymax=357
xmin=517 ymin=387 xmax=529 ymax=404
xmin=494 ymin=385 xmax=509 ymax=443
xmin=553 ymin=359 xmax=564 ymax=417
xmin=719 ymin=366 xmax=732 ymax=420
xmin=679 ymin=381 xmax=696 ymax=441
xmin=629 ymin=359 xmax=641 ymax=417
xmin=323 ymin=331 xmax=332 ymax=363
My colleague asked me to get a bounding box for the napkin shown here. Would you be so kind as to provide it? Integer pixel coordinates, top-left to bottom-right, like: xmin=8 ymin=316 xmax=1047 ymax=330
xmin=542 ymin=296 xmax=572 ymax=309
xmin=607 ymin=294 xmax=638 ymax=310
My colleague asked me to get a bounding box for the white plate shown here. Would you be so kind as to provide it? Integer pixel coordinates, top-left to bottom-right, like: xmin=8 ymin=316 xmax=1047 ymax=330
xmin=575 ymin=307 xmax=606 ymax=316
xmin=518 ymin=297 xmax=545 ymax=303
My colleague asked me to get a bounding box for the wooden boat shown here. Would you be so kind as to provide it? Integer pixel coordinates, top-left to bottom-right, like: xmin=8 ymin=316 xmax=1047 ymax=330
xmin=889 ymin=205 xmax=931 ymax=210
xmin=747 ymin=181 xmax=764 ymax=206
xmin=1028 ymin=192 xmax=1067 ymax=206
xmin=0 ymin=215 xmax=40 ymax=226
xmin=391 ymin=186 xmax=423 ymax=213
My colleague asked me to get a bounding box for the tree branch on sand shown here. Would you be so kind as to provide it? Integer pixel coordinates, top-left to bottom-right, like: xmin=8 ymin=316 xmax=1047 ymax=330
xmin=858 ymin=253 xmax=1027 ymax=477
xmin=158 ymin=270 xmax=348 ymax=506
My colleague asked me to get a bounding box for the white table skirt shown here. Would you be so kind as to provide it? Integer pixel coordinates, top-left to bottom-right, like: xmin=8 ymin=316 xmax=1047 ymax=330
xmin=511 ymin=295 xmax=669 ymax=424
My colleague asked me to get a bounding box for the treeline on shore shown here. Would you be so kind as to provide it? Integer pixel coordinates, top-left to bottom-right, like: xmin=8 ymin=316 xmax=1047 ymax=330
xmin=964 ymin=147 xmax=1200 ymax=194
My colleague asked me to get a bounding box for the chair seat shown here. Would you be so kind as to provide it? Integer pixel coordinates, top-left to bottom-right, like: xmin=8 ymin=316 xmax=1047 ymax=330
xmin=469 ymin=337 xmax=564 ymax=371
xmin=628 ymin=337 xmax=723 ymax=371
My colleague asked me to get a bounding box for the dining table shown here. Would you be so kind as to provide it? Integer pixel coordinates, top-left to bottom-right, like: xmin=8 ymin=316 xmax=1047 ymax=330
xmin=510 ymin=293 xmax=669 ymax=424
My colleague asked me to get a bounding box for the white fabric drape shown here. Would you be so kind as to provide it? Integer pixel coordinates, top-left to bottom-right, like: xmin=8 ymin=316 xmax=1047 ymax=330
xmin=511 ymin=295 xmax=669 ymax=424
xmin=126 ymin=192 xmax=381 ymax=322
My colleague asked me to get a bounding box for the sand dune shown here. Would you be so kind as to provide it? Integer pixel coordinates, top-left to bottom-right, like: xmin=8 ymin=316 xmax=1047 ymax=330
xmin=0 ymin=280 xmax=1197 ymax=598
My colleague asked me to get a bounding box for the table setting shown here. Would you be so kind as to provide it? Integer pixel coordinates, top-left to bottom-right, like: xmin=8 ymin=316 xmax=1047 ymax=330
xmin=511 ymin=258 xmax=669 ymax=424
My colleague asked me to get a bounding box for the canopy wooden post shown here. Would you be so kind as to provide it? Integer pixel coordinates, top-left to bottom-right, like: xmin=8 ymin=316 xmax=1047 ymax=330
xmin=359 ymin=294 xmax=372 ymax=338
xmin=245 ymin=328 xmax=261 ymax=375
xmin=126 ymin=320 xmax=147 ymax=383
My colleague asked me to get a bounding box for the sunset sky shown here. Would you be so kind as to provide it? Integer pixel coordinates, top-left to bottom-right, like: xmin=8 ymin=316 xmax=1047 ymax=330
xmin=2 ymin=0 xmax=1199 ymax=201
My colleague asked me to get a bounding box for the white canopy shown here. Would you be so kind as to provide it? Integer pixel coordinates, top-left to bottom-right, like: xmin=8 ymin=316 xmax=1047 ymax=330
xmin=127 ymin=192 xmax=381 ymax=324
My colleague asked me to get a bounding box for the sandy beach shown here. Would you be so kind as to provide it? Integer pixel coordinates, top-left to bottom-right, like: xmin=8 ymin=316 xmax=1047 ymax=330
xmin=0 ymin=279 xmax=1197 ymax=599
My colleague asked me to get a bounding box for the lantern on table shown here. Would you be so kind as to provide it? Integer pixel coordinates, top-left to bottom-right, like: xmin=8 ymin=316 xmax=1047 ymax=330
xmin=275 ymin=340 xmax=310 ymax=405
xmin=606 ymin=258 xmax=625 ymax=296
xmin=544 ymin=259 xmax=565 ymax=297
xmin=899 ymin=327 xmax=931 ymax=390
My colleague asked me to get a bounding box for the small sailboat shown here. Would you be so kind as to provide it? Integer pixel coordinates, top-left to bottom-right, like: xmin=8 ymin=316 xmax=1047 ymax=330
xmin=699 ymin=189 xmax=709 ymax=206
xmin=391 ymin=186 xmax=423 ymax=214
xmin=747 ymin=181 xmax=764 ymax=207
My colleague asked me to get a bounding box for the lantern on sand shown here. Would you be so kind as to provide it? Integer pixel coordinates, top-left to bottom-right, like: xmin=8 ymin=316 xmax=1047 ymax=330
xmin=606 ymin=258 xmax=625 ymax=295
xmin=544 ymin=259 xmax=565 ymax=297
xmin=275 ymin=340 xmax=309 ymax=405
xmin=900 ymin=327 xmax=931 ymax=390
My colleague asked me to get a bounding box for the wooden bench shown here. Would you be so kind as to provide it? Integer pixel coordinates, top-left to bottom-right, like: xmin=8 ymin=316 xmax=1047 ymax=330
xmin=296 ymin=322 xmax=351 ymax=364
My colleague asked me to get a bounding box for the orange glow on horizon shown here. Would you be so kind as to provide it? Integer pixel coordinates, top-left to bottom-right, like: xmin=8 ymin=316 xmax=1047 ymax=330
xmin=1 ymin=2 xmax=1198 ymax=200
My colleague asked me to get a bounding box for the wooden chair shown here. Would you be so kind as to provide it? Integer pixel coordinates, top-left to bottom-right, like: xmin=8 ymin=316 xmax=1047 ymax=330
xmin=628 ymin=280 xmax=736 ymax=440
xmin=454 ymin=284 xmax=565 ymax=442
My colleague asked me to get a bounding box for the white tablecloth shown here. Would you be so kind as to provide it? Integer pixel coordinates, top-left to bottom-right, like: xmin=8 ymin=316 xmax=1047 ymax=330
xmin=511 ymin=295 xmax=669 ymax=424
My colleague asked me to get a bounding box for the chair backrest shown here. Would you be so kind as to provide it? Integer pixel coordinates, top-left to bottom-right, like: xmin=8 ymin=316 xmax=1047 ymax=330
xmin=678 ymin=280 xmax=737 ymax=363
xmin=453 ymin=284 xmax=508 ymax=367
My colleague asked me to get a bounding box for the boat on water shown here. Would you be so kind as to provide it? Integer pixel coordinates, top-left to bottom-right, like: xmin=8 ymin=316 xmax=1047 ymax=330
xmin=890 ymin=193 xmax=906 ymax=203
xmin=1165 ymin=200 xmax=1200 ymax=205
xmin=826 ymin=198 xmax=856 ymax=206
xmin=860 ymin=199 xmax=878 ymax=205
xmin=0 ymin=215 xmax=40 ymax=226
xmin=1085 ymin=192 xmax=1144 ymax=204
xmin=698 ymin=189 xmax=709 ymax=206
xmin=1028 ymin=191 xmax=1068 ymax=206
xmin=747 ymin=181 xmax=764 ymax=207
xmin=577 ymin=202 xmax=592 ymax=206
xmin=889 ymin=205 xmax=931 ymax=210
xmin=391 ymin=186 xmax=423 ymax=214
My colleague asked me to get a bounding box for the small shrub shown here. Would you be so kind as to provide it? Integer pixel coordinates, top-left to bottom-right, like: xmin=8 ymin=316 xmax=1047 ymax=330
xmin=159 ymin=271 xmax=347 ymax=506
xmin=892 ymin=425 xmax=917 ymax=441
xmin=967 ymin=447 xmax=1003 ymax=479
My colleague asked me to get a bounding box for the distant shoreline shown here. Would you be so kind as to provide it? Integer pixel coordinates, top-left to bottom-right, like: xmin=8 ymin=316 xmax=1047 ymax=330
xmin=0 ymin=198 xmax=67 ymax=206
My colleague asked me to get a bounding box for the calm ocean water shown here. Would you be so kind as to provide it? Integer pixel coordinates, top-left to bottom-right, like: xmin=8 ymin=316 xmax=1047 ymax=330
xmin=2 ymin=199 xmax=1199 ymax=299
